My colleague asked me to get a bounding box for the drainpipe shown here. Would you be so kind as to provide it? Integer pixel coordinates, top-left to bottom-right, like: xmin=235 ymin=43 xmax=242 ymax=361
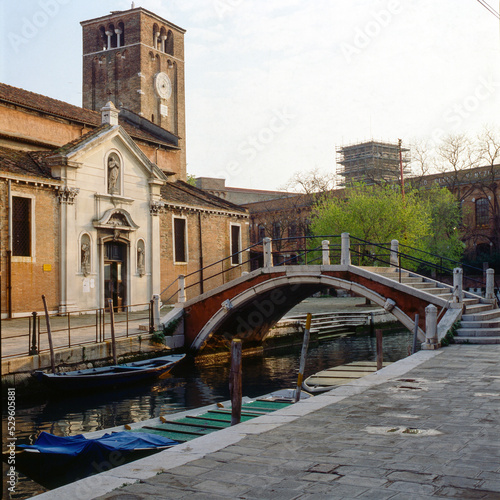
xmin=198 ymin=212 xmax=204 ymax=294
xmin=7 ymin=180 xmax=12 ymax=318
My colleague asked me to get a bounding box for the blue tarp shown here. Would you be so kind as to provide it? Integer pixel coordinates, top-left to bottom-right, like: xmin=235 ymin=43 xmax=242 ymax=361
xmin=19 ymin=431 xmax=178 ymax=455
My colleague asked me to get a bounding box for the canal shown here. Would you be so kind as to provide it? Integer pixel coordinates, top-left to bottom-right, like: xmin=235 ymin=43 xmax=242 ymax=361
xmin=4 ymin=326 xmax=415 ymax=499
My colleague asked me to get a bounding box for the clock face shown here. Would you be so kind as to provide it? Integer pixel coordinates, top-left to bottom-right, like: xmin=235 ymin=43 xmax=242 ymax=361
xmin=155 ymin=72 xmax=172 ymax=99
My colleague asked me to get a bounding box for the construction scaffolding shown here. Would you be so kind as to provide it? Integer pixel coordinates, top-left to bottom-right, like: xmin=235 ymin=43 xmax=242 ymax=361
xmin=336 ymin=140 xmax=410 ymax=187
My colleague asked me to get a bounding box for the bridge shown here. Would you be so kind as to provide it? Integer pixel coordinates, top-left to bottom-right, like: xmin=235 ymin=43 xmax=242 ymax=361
xmin=158 ymin=234 xmax=499 ymax=351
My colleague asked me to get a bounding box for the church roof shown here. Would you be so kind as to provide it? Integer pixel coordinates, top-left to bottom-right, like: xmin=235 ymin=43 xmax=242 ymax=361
xmin=162 ymin=181 xmax=248 ymax=214
xmin=0 ymin=82 xmax=178 ymax=149
xmin=0 ymin=146 xmax=55 ymax=180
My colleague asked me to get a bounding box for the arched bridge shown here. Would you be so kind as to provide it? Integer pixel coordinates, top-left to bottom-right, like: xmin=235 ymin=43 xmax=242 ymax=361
xmin=159 ymin=235 xmax=498 ymax=351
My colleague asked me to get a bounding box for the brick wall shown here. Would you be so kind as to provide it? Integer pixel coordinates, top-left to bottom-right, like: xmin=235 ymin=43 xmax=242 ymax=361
xmin=0 ymin=182 xmax=60 ymax=317
xmin=159 ymin=208 xmax=249 ymax=303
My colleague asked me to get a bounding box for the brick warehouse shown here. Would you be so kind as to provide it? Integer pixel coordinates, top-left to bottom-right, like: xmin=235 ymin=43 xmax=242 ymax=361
xmin=0 ymin=6 xmax=249 ymax=318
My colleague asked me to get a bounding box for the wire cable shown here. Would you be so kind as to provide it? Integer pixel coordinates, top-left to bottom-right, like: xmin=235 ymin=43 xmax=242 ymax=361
xmin=476 ymin=0 xmax=500 ymax=20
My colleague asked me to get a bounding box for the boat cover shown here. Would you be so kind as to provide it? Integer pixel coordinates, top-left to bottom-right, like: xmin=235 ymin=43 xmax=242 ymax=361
xmin=19 ymin=431 xmax=178 ymax=455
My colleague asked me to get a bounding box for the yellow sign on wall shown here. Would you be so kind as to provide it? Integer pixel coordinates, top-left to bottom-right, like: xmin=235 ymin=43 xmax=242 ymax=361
xmin=43 ymin=264 xmax=52 ymax=272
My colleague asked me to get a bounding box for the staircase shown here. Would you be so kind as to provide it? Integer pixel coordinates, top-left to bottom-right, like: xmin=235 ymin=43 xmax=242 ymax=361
xmin=367 ymin=267 xmax=500 ymax=345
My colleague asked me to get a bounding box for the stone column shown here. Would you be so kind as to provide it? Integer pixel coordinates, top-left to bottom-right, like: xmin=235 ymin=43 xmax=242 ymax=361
xmin=178 ymin=275 xmax=186 ymax=303
xmin=341 ymin=233 xmax=351 ymax=266
xmin=485 ymin=268 xmax=495 ymax=300
xmin=263 ymin=237 xmax=273 ymax=268
xmin=390 ymin=239 xmax=399 ymax=267
xmin=422 ymin=304 xmax=437 ymax=349
xmin=115 ymin=28 xmax=122 ymax=48
xmin=152 ymin=294 xmax=160 ymax=330
xmin=105 ymin=30 xmax=113 ymax=50
xmin=322 ymin=240 xmax=330 ymax=266
xmin=453 ymin=268 xmax=463 ymax=303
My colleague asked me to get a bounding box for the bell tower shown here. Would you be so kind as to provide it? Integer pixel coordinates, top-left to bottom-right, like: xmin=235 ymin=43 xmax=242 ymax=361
xmin=81 ymin=7 xmax=185 ymax=141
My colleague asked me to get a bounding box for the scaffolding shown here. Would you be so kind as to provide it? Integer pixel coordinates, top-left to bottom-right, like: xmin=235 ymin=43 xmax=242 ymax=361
xmin=336 ymin=140 xmax=410 ymax=187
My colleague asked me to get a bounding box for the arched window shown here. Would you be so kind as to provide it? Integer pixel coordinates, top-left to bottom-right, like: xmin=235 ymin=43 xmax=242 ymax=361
xmin=475 ymin=198 xmax=489 ymax=227
xmin=98 ymin=26 xmax=107 ymax=50
xmin=108 ymin=24 xmax=117 ymax=48
xmin=160 ymin=26 xmax=167 ymax=53
xmin=258 ymin=224 xmax=266 ymax=241
xmin=152 ymin=23 xmax=159 ymax=49
xmin=117 ymin=21 xmax=125 ymax=47
xmin=165 ymin=30 xmax=174 ymax=55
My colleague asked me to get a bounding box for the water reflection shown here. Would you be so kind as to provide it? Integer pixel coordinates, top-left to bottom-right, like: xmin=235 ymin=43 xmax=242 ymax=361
xmin=3 ymin=329 xmax=414 ymax=499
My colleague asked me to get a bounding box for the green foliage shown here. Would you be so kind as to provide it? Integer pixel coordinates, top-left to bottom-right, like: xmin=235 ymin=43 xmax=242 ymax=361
xmin=150 ymin=331 xmax=165 ymax=345
xmin=419 ymin=185 xmax=464 ymax=263
xmin=162 ymin=318 xmax=180 ymax=336
xmin=311 ymin=184 xmax=430 ymax=267
xmin=310 ymin=183 xmax=464 ymax=269
xmin=186 ymin=174 xmax=197 ymax=186
xmin=441 ymin=320 xmax=460 ymax=347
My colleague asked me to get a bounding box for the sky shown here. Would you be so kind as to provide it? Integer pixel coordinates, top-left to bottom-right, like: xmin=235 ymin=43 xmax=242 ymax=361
xmin=1 ymin=0 xmax=500 ymax=190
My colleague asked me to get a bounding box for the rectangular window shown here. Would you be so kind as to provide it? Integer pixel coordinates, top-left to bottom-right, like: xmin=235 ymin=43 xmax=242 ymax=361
xmin=231 ymin=224 xmax=241 ymax=265
xmin=475 ymin=198 xmax=489 ymax=227
xmin=12 ymin=197 xmax=31 ymax=256
xmin=173 ymin=218 xmax=187 ymax=263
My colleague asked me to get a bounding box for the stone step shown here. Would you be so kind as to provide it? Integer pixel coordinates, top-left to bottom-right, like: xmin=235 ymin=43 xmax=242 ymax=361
xmin=409 ymin=282 xmax=438 ymax=289
xmin=464 ymin=304 xmax=496 ymax=314
xmin=462 ymin=309 xmax=500 ymax=321
xmin=414 ymin=287 xmax=452 ymax=295
xmin=456 ymin=328 xmax=500 ymax=337
xmin=454 ymin=336 xmax=500 ymax=344
xmin=460 ymin=319 xmax=500 ymax=329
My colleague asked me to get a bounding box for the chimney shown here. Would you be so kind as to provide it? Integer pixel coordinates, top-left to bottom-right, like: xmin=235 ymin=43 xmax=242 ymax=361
xmin=101 ymin=101 xmax=119 ymax=126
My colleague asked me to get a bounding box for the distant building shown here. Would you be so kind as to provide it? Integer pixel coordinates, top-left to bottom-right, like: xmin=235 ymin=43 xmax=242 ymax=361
xmin=336 ymin=140 xmax=410 ymax=186
xmin=195 ymin=177 xmax=295 ymax=205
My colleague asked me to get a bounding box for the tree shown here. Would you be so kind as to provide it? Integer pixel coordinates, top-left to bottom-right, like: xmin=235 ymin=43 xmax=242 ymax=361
xmin=310 ymin=183 xmax=463 ymax=269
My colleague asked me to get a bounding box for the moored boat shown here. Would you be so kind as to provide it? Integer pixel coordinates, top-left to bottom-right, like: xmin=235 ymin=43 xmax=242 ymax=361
xmin=303 ymin=360 xmax=392 ymax=393
xmin=34 ymin=353 xmax=186 ymax=391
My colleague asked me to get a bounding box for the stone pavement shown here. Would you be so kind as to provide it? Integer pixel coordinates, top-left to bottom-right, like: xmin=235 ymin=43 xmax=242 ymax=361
xmin=35 ymin=345 xmax=500 ymax=500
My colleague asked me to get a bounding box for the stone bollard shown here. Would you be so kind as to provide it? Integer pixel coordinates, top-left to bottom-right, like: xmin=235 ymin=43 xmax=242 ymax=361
xmin=322 ymin=240 xmax=330 ymax=266
xmin=422 ymin=304 xmax=438 ymax=349
xmin=485 ymin=268 xmax=495 ymax=301
xmin=341 ymin=233 xmax=351 ymax=266
xmin=453 ymin=268 xmax=463 ymax=303
xmin=178 ymin=275 xmax=186 ymax=303
xmin=263 ymin=237 xmax=273 ymax=268
xmin=153 ymin=294 xmax=161 ymax=330
xmin=390 ymin=239 xmax=399 ymax=267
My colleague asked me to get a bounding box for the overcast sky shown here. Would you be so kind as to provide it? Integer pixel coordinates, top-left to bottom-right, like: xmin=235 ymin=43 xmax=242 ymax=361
xmin=1 ymin=0 xmax=499 ymax=189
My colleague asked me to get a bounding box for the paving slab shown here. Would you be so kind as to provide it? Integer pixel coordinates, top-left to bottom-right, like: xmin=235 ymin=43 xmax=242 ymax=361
xmin=32 ymin=345 xmax=500 ymax=499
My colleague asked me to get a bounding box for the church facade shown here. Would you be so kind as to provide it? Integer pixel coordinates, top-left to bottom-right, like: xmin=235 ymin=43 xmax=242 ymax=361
xmin=0 ymin=6 xmax=248 ymax=318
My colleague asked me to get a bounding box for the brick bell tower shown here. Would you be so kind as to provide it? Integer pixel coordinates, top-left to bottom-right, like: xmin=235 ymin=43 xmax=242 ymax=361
xmin=81 ymin=7 xmax=186 ymax=142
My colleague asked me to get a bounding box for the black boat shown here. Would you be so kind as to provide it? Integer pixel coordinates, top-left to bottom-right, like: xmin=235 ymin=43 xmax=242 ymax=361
xmin=34 ymin=354 xmax=186 ymax=390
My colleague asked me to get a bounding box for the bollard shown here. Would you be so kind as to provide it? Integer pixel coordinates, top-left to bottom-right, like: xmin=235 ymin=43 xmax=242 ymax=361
xmin=376 ymin=329 xmax=383 ymax=370
xmin=341 ymin=233 xmax=351 ymax=266
xmin=453 ymin=268 xmax=463 ymax=303
xmin=29 ymin=311 xmax=38 ymax=355
xmin=390 ymin=240 xmax=399 ymax=267
xmin=295 ymin=313 xmax=312 ymax=402
xmin=178 ymin=275 xmax=186 ymax=303
xmin=153 ymin=294 xmax=160 ymax=330
xmin=230 ymin=339 xmax=242 ymax=426
xmin=322 ymin=240 xmax=330 ymax=266
xmin=485 ymin=268 xmax=495 ymax=300
xmin=422 ymin=304 xmax=437 ymax=349
xmin=263 ymin=237 xmax=273 ymax=268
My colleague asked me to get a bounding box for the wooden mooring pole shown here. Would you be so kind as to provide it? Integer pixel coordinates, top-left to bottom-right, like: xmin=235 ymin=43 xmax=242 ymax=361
xmin=108 ymin=298 xmax=118 ymax=365
xmin=376 ymin=328 xmax=383 ymax=371
xmin=41 ymin=295 xmax=55 ymax=374
xmin=412 ymin=314 xmax=419 ymax=354
xmin=295 ymin=313 xmax=312 ymax=403
xmin=230 ymin=339 xmax=242 ymax=426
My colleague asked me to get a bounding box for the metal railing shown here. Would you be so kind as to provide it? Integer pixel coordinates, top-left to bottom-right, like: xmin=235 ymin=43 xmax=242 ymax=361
xmin=1 ymin=302 xmax=152 ymax=359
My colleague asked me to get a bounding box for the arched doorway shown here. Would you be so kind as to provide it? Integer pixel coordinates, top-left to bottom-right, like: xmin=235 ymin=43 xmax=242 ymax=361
xmin=104 ymin=240 xmax=127 ymax=310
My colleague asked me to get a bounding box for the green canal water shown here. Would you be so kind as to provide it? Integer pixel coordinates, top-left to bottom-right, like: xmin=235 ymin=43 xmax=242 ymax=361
xmin=3 ymin=327 xmax=416 ymax=499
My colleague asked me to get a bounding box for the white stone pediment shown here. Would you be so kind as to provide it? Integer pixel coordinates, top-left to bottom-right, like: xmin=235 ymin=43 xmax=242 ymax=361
xmin=93 ymin=208 xmax=139 ymax=231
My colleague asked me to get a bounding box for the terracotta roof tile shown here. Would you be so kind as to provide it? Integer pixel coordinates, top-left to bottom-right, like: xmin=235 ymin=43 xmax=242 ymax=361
xmin=162 ymin=181 xmax=248 ymax=213
xmin=0 ymin=82 xmax=176 ymax=148
xmin=0 ymin=146 xmax=55 ymax=180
